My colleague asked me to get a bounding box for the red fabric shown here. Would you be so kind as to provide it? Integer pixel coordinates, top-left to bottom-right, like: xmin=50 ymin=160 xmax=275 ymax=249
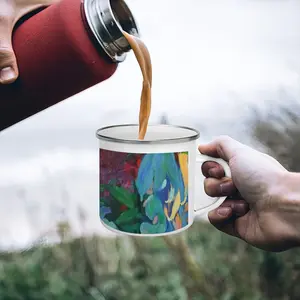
xmin=0 ymin=0 xmax=117 ymax=131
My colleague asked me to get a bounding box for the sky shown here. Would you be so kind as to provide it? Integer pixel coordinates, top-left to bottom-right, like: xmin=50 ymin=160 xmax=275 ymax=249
xmin=0 ymin=0 xmax=299 ymax=249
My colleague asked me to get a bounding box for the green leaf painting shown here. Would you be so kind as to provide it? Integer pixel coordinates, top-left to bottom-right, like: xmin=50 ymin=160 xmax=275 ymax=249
xmin=115 ymin=208 xmax=140 ymax=225
xmin=106 ymin=185 xmax=137 ymax=209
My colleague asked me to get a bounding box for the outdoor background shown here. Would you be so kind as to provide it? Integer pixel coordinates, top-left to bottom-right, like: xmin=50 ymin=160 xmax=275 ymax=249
xmin=0 ymin=0 xmax=300 ymax=299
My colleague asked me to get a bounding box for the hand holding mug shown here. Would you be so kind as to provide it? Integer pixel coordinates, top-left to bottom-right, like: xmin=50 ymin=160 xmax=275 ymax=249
xmin=200 ymin=135 xmax=300 ymax=252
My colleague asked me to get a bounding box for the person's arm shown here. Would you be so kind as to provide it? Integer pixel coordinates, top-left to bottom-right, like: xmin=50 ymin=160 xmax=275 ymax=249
xmin=199 ymin=135 xmax=300 ymax=252
xmin=273 ymin=171 xmax=300 ymax=247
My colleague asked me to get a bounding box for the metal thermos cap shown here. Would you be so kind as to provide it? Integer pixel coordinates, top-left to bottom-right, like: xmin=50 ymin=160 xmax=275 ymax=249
xmin=83 ymin=0 xmax=140 ymax=62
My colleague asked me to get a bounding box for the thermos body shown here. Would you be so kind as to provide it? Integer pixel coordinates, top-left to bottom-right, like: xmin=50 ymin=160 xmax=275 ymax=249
xmin=0 ymin=0 xmax=139 ymax=131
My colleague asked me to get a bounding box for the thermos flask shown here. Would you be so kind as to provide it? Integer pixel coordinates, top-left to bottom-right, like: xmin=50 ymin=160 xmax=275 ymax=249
xmin=0 ymin=0 xmax=139 ymax=131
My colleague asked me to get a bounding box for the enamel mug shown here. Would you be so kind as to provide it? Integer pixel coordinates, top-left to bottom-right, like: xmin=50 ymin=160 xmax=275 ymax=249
xmin=96 ymin=124 xmax=231 ymax=236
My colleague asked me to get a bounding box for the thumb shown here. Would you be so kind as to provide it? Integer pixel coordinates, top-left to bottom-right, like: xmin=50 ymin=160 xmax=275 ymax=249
xmin=0 ymin=18 xmax=18 ymax=84
xmin=198 ymin=135 xmax=244 ymax=162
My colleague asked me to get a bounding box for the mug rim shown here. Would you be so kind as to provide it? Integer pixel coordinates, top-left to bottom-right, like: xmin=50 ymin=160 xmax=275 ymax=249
xmin=96 ymin=124 xmax=200 ymax=144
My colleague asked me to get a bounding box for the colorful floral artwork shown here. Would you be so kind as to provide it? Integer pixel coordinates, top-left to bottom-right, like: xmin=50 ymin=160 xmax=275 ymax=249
xmin=100 ymin=150 xmax=189 ymax=234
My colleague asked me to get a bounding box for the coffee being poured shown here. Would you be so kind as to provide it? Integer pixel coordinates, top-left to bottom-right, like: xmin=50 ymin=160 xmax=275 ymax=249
xmin=123 ymin=32 xmax=152 ymax=140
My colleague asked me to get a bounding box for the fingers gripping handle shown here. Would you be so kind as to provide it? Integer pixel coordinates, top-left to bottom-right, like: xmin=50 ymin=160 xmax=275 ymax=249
xmin=194 ymin=154 xmax=232 ymax=215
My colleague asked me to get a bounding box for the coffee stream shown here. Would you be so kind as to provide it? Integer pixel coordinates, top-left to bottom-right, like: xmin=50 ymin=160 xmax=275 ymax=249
xmin=123 ymin=31 xmax=152 ymax=140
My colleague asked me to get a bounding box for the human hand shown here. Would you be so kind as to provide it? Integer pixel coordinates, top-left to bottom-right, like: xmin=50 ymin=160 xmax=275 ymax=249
xmin=0 ymin=0 xmax=59 ymax=84
xmin=199 ymin=135 xmax=300 ymax=252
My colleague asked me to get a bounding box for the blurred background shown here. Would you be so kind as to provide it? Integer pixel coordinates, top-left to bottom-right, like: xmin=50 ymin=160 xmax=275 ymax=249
xmin=0 ymin=0 xmax=300 ymax=299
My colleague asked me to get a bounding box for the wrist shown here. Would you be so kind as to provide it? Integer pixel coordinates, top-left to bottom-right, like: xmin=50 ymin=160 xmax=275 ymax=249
xmin=274 ymin=171 xmax=300 ymax=247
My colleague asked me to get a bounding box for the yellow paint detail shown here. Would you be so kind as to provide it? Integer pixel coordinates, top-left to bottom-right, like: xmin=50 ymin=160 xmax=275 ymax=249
xmin=168 ymin=191 xmax=181 ymax=221
xmin=175 ymin=214 xmax=182 ymax=229
xmin=178 ymin=153 xmax=188 ymax=205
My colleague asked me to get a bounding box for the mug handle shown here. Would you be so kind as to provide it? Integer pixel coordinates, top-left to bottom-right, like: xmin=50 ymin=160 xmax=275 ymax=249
xmin=194 ymin=153 xmax=232 ymax=215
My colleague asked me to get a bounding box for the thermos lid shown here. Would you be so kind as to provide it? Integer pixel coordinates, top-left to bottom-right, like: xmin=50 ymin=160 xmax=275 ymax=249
xmin=84 ymin=0 xmax=140 ymax=62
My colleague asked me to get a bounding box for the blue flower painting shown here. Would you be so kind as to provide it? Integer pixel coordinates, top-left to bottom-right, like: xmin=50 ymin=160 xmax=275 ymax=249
xmin=100 ymin=150 xmax=189 ymax=234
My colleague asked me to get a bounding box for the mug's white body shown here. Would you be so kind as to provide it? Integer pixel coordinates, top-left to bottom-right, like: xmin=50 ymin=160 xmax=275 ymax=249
xmin=97 ymin=125 xmax=230 ymax=236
